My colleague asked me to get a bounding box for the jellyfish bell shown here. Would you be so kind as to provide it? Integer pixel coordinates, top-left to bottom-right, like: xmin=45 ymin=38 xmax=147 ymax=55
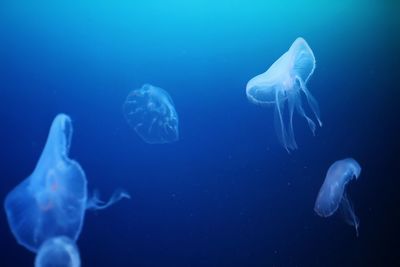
xmin=314 ymin=158 xmax=361 ymax=217
xmin=246 ymin=37 xmax=322 ymax=152
xmin=4 ymin=114 xmax=87 ymax=252
xmin=314 ymin=158 xmax=362 ymax=236
xmin=4 ymin=114 xmax=130 ymax=253
xmin=123 ymin=84 xmax=179 ymax=144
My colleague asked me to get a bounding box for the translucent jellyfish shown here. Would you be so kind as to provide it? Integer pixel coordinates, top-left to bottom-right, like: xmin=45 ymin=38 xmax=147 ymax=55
xmin=123 ymin=84 xmax=179 ymax=144
xmin=246 ymin=37 xmax=322 ymax=152
xmin=4 ymin=114 xmax=130 ymax=252
xmin=35 ymin=236 xmax=80 ymax=267
xmin=314 ymin=158 xmax=361 ymax=236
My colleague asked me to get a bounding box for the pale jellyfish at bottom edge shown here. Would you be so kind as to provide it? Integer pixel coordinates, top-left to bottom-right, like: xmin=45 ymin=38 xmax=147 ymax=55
xmin=35 ymin=236 xmax=80 ymax=267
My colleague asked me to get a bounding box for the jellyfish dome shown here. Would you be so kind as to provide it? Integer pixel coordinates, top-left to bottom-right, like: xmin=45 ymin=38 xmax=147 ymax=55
xmin=123 ymin=84 xmax=179 ymax=144
xmin=314 ymin=158 xmax=361 ymax=236
xmin=4 ymin=114 xmax=130 ymax=252
xmin=246 ymin=37 xmax=322 ymax=152
xmin=35 ymin=236 xmax=80 ymax=267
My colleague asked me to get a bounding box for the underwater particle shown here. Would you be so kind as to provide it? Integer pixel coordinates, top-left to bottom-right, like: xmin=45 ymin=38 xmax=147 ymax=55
xmin=246 ymin=37 xmax=322 ymax=152
xmin=4 ymin=114 xmax=130 ymax=252
xmin=123 ymin=84 xmax=179 ymax=144
xmin=35 ymin=236 xmax=80 ymax=267
xmin=314 ymin=158 xmax=361 ymax=236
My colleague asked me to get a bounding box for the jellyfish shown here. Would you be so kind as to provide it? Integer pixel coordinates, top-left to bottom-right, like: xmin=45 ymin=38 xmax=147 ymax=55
xmin=35 ymin=236 xmax=80 ymax=267
xmin=246 ymin=37 xmax=322 ymax=152
xmin=314 ymin=158 xmax=361 ymax=236
xmin=4 ymin=114 xmax=130 ymax=252
xmin=123 ymin=84 xmax=179 ymax=144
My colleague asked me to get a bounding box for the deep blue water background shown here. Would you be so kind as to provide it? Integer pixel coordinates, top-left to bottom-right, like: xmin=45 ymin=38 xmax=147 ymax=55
xmin=0 ymin=1 xmax=399 ymax=266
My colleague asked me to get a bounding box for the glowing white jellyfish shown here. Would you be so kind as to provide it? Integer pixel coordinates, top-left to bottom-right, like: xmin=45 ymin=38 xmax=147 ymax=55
xmin=4 ymin=114 xmax=130 ymax=252
xmin=35 ymin=236 xmax=80 ymax=267
xmin=314 ymin=158 xmax=361 ymax=236
xmin=246 ymin=37 xmax=322 ymax=152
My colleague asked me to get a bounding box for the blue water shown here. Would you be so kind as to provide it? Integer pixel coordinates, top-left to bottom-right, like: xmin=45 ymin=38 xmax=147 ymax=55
xmin=0 ymin=1 xmax=399 ymax=266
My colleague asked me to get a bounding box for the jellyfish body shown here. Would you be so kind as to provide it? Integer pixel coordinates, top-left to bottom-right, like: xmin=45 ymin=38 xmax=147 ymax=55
xmin=246 ymin=37 xmax=322 ymax=152
xmin=123 ymin=84 xmax=179 ymax=144
xmin=314 ymin=158 xmax=361 ymax=235
xmin=35 ymin=236 xmax=80 ymax=267
xmin=4 ymin=114 xmax=129 ymax=252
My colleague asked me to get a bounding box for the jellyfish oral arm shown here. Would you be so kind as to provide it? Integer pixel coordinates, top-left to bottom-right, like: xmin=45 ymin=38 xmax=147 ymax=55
xmin=86 ymin=190 xmax=131 ymax=210
xmin=296 ymin=76 xmax=322 ymax=127
xmin=340 ymin=193 xmax=360 ymax=237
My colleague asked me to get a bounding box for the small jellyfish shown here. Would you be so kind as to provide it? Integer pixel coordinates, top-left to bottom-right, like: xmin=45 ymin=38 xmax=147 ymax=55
xmin=246 ymin=37 xmax=322 ymax=152
xmin=123 ymin=84 xmax=179 ymax=144
xmin=4 ymin=114 xmax=130 ymax=252
xmin=35 ymin=236 xmax=80 ymax=267
xmin=314 ymin=158 xmax=361 ymax=236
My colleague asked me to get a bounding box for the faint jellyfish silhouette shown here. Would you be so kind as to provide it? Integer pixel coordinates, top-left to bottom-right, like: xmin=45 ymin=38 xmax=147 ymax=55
xmin=4 ymin=114 xmax=130 ymax=252
xmin=123 ymin=84 xmax=179 ymax=144
xmin=246 ymin=37 xmax=322 ymax=152
xmin=35 ymin=236 xmax=80 ymax=267
xmin=314 ymin=158 xmax=361 ymax=236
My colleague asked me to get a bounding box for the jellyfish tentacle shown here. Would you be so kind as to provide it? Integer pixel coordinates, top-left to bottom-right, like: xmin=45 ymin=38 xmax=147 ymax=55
xmin=287 ymin=92 xmax=298 ymax=150
xmin=294 ymin=85 xmax=317 ymax=135
xmin=340 ymin=193 xmax=360 ymax=237
xmin=296 ymin=102 xmax=317 ymax=135
xmin=86 ymin=190 xmax=130 ymax=210
xmin=297 ymin=76 xmax=322 ymax=127
xmin=273 ymin=89 xmax=298 ymax=152
xmin=273 ymin=89 xmax=289 ymax=152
